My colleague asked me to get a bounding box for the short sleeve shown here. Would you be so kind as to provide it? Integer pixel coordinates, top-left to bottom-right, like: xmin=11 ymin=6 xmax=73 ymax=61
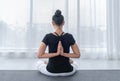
xmin=70 ymin=34 xmax=75 ymax=45
xmin=42 ymin=34 xmax=48 ymax=45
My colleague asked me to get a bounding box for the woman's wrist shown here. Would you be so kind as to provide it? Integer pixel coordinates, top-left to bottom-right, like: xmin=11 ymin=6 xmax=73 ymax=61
xmin=60 ymin=52 xmax=65 ymax=56
xmin=55 ymin=52 xmax=60 ymax=56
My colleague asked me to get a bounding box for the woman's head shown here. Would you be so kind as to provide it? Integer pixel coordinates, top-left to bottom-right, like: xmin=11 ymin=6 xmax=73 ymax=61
xmin=52 ymin=10 xmax=64 ymax=26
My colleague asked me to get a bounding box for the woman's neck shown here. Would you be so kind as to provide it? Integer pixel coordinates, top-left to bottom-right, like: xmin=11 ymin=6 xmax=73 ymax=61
xmin=54 ymin=27 xmax=63 ymax=35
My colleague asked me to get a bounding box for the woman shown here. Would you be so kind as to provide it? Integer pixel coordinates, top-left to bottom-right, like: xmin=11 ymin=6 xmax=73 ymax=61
xmin=37 ymin=10 xmax=80 ymax=76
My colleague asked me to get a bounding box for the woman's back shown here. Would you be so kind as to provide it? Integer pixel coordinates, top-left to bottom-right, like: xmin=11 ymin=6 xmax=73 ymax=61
xmin=42 ymin=33 xmax=75 ymax=73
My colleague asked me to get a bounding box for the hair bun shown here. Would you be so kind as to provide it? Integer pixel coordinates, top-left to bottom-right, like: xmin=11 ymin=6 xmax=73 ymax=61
xmin=55 ymin=10 xmax=61 ymax=17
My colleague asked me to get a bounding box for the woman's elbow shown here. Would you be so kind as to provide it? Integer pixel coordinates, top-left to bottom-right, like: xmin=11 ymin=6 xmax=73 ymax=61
xmin=76 ymin=53 xmax=81 ymax=58
xmin=77 ymin=54 xmax=80 ymax=58
xmin=37 ymin=55 xmax=41 ymax=58
xmin=37 ymin=53 xmax=43 ymax=58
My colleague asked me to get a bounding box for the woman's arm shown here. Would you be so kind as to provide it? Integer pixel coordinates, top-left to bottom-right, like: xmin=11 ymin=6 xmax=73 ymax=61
xmin=60 ymin=43 xmax=80 ymax=58
xmin=38 ymin=42 xmax=60 ymax=58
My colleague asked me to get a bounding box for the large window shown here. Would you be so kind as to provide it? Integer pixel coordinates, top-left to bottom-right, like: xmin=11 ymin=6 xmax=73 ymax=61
xmin=0 ymin=0 xmax=107 ymax=58
xmin=0 ymin=0 xmax=29 ymax=51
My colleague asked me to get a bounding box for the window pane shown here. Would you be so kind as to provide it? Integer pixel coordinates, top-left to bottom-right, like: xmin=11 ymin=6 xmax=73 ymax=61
xmin=0 ymin=0 xmax=29 ymax=49
xmin=79 ymin=0 xmax=107 ymax=53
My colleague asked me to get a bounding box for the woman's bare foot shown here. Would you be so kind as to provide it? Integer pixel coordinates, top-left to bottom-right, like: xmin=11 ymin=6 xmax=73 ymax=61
xmin=44 ymin=61 xmax=48 ymax=64
xmin=69 ymin=59 xmax=73 ymax=64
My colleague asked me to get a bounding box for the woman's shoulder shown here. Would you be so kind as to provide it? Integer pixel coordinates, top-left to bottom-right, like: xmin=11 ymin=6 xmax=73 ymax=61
xmin=64 ymin=32 xmax=73 ymax=37
xmin=45 ymin=33 xmax=53 ymax=36
xmin=44 ymin=33 xmax=54 ymax=38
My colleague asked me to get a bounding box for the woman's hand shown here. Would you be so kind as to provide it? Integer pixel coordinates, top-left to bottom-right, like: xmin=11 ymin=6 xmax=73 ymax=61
xmin=57 ymin=41 xmax=64 ymax=56
xmin=57 ymin=41 xmax=61 ymax=55
xmin=60 ymin=44 xmax=64 ymax=55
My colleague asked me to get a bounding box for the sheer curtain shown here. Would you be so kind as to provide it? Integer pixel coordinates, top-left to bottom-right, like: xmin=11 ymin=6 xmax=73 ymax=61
xmin=0 ymin=0 xmax=119 ymax=59
xmin=77 ymin=0 xmax=107 ymax=59
xmin=106 ymin=0 xmax=120 ymax=59
xmin=0 ymin=0 xmax=30 ymax=54
xmin=0 ymin=0 xmax=68 ymax=57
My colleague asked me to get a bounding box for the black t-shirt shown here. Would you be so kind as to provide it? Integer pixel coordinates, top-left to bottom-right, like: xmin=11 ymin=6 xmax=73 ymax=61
xmin=42 ymin=33 xmax=75 ymax=73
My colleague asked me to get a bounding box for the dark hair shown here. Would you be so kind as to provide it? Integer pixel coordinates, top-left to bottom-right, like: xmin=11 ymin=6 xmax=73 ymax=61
xmin=52 ymin=10 xmax=64 ymax=26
